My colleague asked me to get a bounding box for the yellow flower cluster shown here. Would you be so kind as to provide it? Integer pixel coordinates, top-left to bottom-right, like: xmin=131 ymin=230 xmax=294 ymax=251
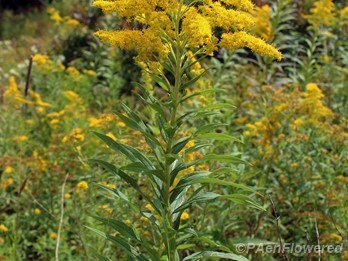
xmin=93 ymin=0 xmax=281 ymax=62
xmin=220 ymin=31 xmax=281 ymax=60
xmin=300 ymin=83 xmax=333 ymax=122
xmin=32 ymin=54 xmax=64 ymax=74
xmin=3 ymin=76 xmax=33 ymax=108
xmin=47 ymin=7 xmax=80 ymax=27
xmin=303 ymin=0 xmax=336 ymax=27
xmin=62 ymin=128 xmax=85 ymax=143
xmin=88 ymin=114 xmax=119 ymax=128
xmin=0 ymin=224 xmax=9 ymax=233
xmin=251 ymin=5 xmax=273 ymax=41
xmin=76 ymin=181 xmax=89 ymax=192
xmin=1 ymin=178 xmax=14 ymax=190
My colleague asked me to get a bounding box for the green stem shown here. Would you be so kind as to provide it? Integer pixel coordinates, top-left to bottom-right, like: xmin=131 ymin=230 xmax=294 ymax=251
xmin=162 ymin=2 xmax=184 ymax=260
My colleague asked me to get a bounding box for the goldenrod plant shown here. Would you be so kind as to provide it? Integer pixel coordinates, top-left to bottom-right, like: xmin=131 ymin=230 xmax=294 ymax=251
xmin=91 ymin=0 xmax=281 ymax=259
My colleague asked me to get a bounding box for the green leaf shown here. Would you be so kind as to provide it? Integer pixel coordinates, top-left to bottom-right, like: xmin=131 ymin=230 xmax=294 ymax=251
xmin=176 ymin=244 xmax=196 ymax=250
xmin=92 ymin=216 xmax=140 ymax=241
xmin=198 ymin=154 xmax=250 ymax=165
xmin=220 ymin=194 xmax=266 ymax=211
xmin=172 ymin=136 xmax=191 ymax=154
xmin=184 ymin=143 xmax=212 ymax=154
xmin=85 ymin=226 xmax=148 ymax=261
xmin=90 ymin=159 xmax=159 ymax=209
xmin=92 ymin=216 xmax=159 ymax=259
xmin=197 ymin=133 xmax=243 ymax=143
xmin=194 ymin=123 xmax=228 ymax=135
xmin=188 ymin=177 xmax=260 ymax=195
xmin=182 ymin=251 xmax=248 ymax=261
xmin=173 ymin=191 xmax=220 ymax=213
xmin=198 ymin=103 xmax=236 ymax=111
xmin=181 ymin=70 xmax=206 ymax=89
xmin=180 ymin=88 xmax=225 ymax=104
xmin=93 ymin=132 xmax=155 ymax=170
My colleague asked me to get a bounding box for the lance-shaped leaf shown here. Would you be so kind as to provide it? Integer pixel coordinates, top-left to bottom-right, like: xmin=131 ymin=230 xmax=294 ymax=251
xmin=182 ymin=251 xmax=248 ymax=261
xmin=93 ymin=132 xmax=154 ymax=170
xmin=197 ymin=154 xmax=250 ymax=165
xmin=179 ymin=88 xmax=225 ymax=105
xmin=85 ymin=226 xmax=148 ymax=261
xmin=89 ymin=159 xmax=161 ymax=212
xmin=220 ymin=194 xmax=265 ymax=211
xmin=172 ymin=136 xmax=191 ymax=154
xmin=173 ymin=191 xmax=221 ymax=213
xmin=196 ymin=133 xmax=243 ymax=143
xmin=194 ymin=123 xmax=228 ymax=135
xmin=92 ymin=216 xmax=159 ymax=260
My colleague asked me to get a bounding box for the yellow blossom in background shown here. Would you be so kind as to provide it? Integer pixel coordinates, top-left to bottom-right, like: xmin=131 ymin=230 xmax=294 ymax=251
xmin=11 ymin=136 xmax=28 ymax=142
xmin=303 ymin=0 xmax=336 ymax=28
xmin=29 ymin=90 xmax=51 ymax=107
xmin=66 ymin=66 xmax=81 ymax=79
xmin=50 ymin=119 xmax=60 ymax=125
xmin=76 ymin=181 xmax=89 ymax=192
xmin=64 ymin=17 xmax=80 ymax=26
xmin=301 ymin=83 xmax=333 ymax=121
xmin=65 ymin=193 xmax=71 ymax=199
xmin=117 ymin=122 xmax=126 ymax=128
xmin=34 ymin=208 xmax=41 ymax=215
xmin=32 ymin=54 xmax=50 ymax=64
xmin=83 ymin=69 xmax=97 ymax=76
xmin=50 ymin=9 xmax=63 ymax=23
xmin=145 ymin=203 xmax=154 ymax=212
xmin=3 ymin=76 xmax=33 ymax=108
xmin=32 ymin=54 xmax=62 ymax=74
xmin=1 ymin=177 xmax=14 ymax=189
xmin=140 ymin=216 xmax=149 ymax=223
xmin=4 ymin=166 xmax=14 ymax=174
xmin=292 ymin=197 xmax=300 ymax=203
xmin=180 ymin=212 xmax=189 ymax=221
xmin=49 ymin=232 xmax=57 ymax=239
xmin=63 ymin=90 xmax=83 ymax=105
xmin=98 ymin=205 xmax=112 ymax=213
xmin=0 ymin=225 xmax=8 ymax=233
xmin=252 ymin=5 xmax=273 ymax=41
xmin=98 ymin=181 xmax=116 ymax=189
xmin=62 ymin=128 xmax=85 ymax=143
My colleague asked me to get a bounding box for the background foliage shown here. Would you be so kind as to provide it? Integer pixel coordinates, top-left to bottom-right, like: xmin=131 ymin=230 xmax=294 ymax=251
xmin=0 ymin=0 xmax=347 ymax=260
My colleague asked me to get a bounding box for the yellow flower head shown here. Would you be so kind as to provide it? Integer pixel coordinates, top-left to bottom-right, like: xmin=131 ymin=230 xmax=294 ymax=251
xmin=3 ymin=76 xmax=33 ymax=108
xmin=180 ymin=211 xmax=190 ymax=221
xmin=4 ymin=166 xmax=14 ymax=174
xmin=0 ymin=224 xmax=9 ymax=233
xmin=50 ymin=232 xmax=57 ymax=239
xmin=303 ymin=0 xmax=336 ymax=28
xmin=93 ymin=0 xmax=281 ymax=62
xmin=34 ymin=208 xmax=41 ymax=215
xmin=76 ymin=181 xmax=89 ymax=191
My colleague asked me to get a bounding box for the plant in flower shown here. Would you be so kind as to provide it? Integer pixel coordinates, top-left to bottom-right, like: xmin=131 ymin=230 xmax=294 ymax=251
xmin=90 ymin=0 xmax=281 ymax=260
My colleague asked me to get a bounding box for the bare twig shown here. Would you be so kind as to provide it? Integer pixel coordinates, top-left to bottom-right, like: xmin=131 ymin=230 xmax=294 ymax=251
xmin=305 ymin=226 xmax=312 ymax=261
xmin=24 ymin=56 xmax=33 ymax=96
xmin=55 ymin=173 xmax=69 ymax=261
xmin=313 ymin=209 xmax=321 ymax=261
xmin=329 ymin=211 xmax=344 ymax=240
xmin=29 ymin=193 xmax=56 ymax=220
xmin=269 ymin=195 xmax=289 ymax=261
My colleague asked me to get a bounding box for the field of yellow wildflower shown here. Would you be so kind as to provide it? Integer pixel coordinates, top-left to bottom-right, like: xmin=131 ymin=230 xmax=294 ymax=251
xmin=0 ymin=0 xmax=347 ymax=260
